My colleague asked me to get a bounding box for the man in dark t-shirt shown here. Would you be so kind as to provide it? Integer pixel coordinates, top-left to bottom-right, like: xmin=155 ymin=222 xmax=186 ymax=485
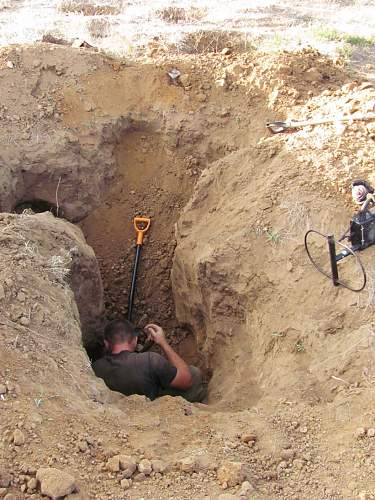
xmin=92 ymin=320 xmax=206 ymax=403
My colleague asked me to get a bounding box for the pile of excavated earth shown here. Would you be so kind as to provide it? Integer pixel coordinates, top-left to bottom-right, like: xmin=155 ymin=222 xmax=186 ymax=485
xmin=0 ymin=40 xmax=375 ymax=499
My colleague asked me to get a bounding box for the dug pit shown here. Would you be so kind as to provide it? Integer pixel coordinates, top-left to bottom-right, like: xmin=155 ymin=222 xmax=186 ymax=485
xmin=79 ymin=124 xmax=207 ymax=370
xmin=2 ymin=42 xmax=375 ymax=499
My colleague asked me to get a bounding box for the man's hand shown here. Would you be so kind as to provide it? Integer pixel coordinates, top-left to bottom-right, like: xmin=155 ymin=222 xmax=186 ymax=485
xmin=145 ymin=323 xmax=192 ymax=391
xmin=144 ymin=324 xmax=167 ymax=346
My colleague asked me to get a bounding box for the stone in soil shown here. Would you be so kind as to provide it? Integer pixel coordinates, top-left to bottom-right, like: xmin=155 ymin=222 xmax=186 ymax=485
xmin=36 ymin=467 xmax=76 ymax=499
xmin=217 ymin=461 xmax=246 ymax=489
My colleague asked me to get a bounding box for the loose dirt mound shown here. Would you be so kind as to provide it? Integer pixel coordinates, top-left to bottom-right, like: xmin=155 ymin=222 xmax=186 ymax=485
xmin=1 ymin=42 xmax=375 ymax=500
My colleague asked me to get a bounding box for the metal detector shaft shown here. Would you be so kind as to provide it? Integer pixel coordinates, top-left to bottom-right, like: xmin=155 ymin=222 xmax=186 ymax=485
xmin=327 ymin=235 xmax=339 ymax=287
xmin=127 ymin=244 xmax=142 ymax=322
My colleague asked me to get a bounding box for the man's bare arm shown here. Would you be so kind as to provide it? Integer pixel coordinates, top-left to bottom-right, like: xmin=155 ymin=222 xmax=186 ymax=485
xmin=145 ymin=324 xmax=193 ymax=390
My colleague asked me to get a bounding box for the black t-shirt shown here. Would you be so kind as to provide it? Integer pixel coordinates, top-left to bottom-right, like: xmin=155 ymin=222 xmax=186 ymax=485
xmin=92 ymin=350 xmax=177 ymax=401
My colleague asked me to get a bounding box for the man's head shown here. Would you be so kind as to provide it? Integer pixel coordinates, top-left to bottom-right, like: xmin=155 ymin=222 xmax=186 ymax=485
xmin=104 ymin=319 xmax=138 ymax=353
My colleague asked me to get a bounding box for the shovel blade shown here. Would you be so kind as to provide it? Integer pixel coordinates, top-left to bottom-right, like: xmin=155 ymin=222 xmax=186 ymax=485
xmin=266 ymin=121 xmax=289 ymax=133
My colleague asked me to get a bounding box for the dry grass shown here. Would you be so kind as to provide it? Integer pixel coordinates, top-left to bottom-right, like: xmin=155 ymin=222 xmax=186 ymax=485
xmin=281 ymin=201 xmax=311 ymax=233
xmin=155 ymin=6 xmax=206 ymax=24
xmin=87 ymin=17 xmax=111 ymax=38
xmin=59 ymin=0 xmax=121 ymax=16
xmin=0 ymin=0 xmax=12 ymax=12
xmin=177 ymin=29 xmax=252 ymax=54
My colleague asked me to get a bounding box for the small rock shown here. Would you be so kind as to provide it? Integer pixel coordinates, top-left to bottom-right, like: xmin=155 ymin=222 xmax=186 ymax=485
xmin=138 ymin=459 xmax=152 ymax=475
xmin=84 ymin=103 xmax=95 ymax=112
xmin=179 ymin=74 xmax=191 ymax=87
xmin=196 ymin=93 xmax=207 ymax=103
xmin=0 ymin=385 xmax=7 ymax=395
xmin=118 ymin=455 xmax=136 ymax=478
xmin=219 ymin=108 xmax=230 ymax=118
xmin=299 ymin=426 xmax=308 ymax=434
xmin=151 ymin=459 xmax=167 ymax=474
xmin=36 ymin=468 xmax=76 ymax=499
xmin=27 ymin=477 xmax=38 ymax=490
xmin=238 ymin=480 xmax=254 ymax=496
xmin=367 ymin=428 xmax=375 ymax=438
xmin=77 ymin=440 xmax=88 ymax=452
xmin=195 ymin=453 xmax=217 ymax=471
xmin=12 ymin=429 xmax=25 ymax=446
xmin=342 ymin=82 xmax=357 ymax=92
xmin=32 ymin=59 xmax=42 ymax=68
xmin=305 ymin=67 xmax=323 ymax=82
xmin=240 ymin=433 xmax=257 ymax=444
xmin=217 ymin=461 xmax=246 ymax=489
xmin=5 ymin=382 xmax=14 ymax=393
xmin=19 ymin=317 xmax=30 ymax=327
xmin=356 ymin=427 xmax=367 ymax=438
xmin=133 ymin=472 xmax=146 ymax=482
xmin=281 ymin=449 xmax=295 ymax=461
xmin=216 ymin=78 xmax=228 ymax=88
xmin=177 ymin=456 xmax=196 ymax=473
xmin=6 ymin=61 xmax=14 ymax=69
xmin=221 ymin=47 xmax=231 ymax=56
xmin=0 ymin=471 xmax=11 ymax=488
xmin=106 ymin=456 xmax=120 ymax=472
xmin=293 ymin=459 xmax=304 ymax=470
xmin=0 ymin=488 xmax=7 ymax=498
xmin=120 ymin=478 xmax=131 ymax=489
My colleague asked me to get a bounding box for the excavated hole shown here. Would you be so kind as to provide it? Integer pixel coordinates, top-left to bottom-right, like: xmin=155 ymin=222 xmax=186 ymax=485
xmin=14 ymin=199 xmax=62 ymax=217
xmin=79 ymin=125 xmax=209 ymax=377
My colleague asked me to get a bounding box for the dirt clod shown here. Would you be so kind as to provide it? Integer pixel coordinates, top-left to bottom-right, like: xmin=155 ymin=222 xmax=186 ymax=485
xmin=36 ymin=468 xmax=76 ymax=499
xmin=120 ymin=478 xmax=131 ymax=489
xmin=12 ymin=429 xmax=25 ymax=446
xmin=217 ymin=462 xmax=246 ymax=489
xmin=138 ymin=458 xmax=152 ymax=475
xmin=151 ymin=459 xmax=167 ymax=474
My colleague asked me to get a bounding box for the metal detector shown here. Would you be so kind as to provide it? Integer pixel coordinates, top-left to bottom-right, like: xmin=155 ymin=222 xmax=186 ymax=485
xmin=304 ymin=200 xmax=375 ymax=291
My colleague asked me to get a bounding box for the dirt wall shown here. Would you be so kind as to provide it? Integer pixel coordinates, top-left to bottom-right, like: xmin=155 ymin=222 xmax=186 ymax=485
xmin=173 ymin=140 xmax=375 ymax=411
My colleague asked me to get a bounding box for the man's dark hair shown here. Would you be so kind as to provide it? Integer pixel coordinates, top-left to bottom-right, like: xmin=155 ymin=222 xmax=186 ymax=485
xmin=104 ymin=319 xmax=138 ymax=345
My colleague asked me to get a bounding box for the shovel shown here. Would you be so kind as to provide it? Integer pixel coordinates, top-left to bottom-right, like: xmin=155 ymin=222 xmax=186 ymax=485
xmin=127 ymin=216 xmax=151 ymax=322
xmin=266 ymin=112 xmax=375 ymax=134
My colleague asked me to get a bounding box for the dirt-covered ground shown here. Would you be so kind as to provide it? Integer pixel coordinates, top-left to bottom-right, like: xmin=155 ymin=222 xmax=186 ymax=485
xmin=1 ymin=37 xmax=375 ymax=500
xmin=1 ymin=0 xmax=375 ymax=78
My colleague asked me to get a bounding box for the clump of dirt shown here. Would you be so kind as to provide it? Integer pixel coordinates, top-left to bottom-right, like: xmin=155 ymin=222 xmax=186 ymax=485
xmin=1 ymin=41 xmax=375 ymax=500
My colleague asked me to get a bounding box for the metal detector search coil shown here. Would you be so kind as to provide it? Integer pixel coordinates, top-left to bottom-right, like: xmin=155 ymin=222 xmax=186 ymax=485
xmin=304 ymin=230 xmax=366 ymax=292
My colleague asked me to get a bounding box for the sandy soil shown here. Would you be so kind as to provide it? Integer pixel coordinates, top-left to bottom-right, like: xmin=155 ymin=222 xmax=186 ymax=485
xmin=1 ymin=0 xmax=374 ymax=77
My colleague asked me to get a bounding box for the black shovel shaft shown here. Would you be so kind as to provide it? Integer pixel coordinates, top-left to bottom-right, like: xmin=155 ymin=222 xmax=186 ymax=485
xmin=127 ymin=244 xmax=142 ymax=321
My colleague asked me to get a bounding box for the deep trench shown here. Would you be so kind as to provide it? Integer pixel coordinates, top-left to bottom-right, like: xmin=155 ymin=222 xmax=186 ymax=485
xmin=78 ymin=127 xmax=208 ymax=376
xmin=11 ymin=125 xmax=211 ymax=393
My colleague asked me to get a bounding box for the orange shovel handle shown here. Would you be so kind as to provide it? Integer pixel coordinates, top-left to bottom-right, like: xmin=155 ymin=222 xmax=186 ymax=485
xmin=134 ymin=216 xmax=151 ymax=245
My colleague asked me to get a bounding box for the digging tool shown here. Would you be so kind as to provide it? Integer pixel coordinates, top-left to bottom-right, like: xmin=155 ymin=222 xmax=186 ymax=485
xmin=304 ymin=190 xmax=375 ymax=292
xmin=127 ymin=216 xmax=151 ymax=322
xmin=267 ymin=112 xmax=375 ymax=134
